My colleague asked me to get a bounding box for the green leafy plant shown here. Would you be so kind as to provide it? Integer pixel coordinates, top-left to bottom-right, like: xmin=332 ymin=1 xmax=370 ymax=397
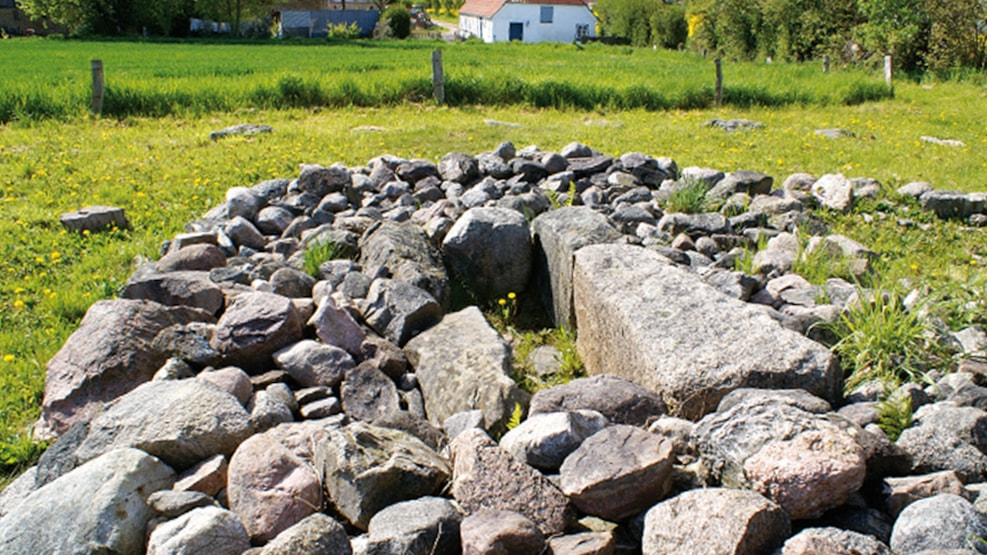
xmin=303 ymin=239 xmax=344 ymax=278
xmin=506 ymin=402 xmax=523 ymax=431
xmin=664 ymin=177 xmax=712 ymax=214
xmin=828 ymin=288 xmax=942 ymax=392
xmin=327 ymin=21 xmax=362 ymax=41
xmin=876 ymin=392 xmax=913 ymax=441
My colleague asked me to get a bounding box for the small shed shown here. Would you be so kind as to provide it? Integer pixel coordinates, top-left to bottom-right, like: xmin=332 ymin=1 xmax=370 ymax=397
xmin=458 ymin=0 xmax=596 ymax=43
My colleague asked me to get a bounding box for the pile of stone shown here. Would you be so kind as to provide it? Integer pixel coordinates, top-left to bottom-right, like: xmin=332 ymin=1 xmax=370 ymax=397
xmin=2 ymin=141 xmax=987 ymax=554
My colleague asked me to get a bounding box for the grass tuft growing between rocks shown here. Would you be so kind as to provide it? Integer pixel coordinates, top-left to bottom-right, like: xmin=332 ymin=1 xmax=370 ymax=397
xmin=876 ymin=392 xmax=914 ymax=442
xmin=303 ymin=239 xmax=348 ymax=278
xmin=663 ymin=177 xmax=713 ymax=214
xmin=827 ymin=287 xmax=944 ymax=392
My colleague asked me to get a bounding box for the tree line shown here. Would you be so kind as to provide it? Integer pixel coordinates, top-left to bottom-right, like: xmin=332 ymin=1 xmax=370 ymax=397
xmin=595 ymin=0 xmax=987 ymax=74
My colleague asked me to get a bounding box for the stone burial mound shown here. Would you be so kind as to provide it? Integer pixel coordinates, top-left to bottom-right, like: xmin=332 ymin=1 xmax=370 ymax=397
xmin=2 ymin=140 xmax=987 ymax=555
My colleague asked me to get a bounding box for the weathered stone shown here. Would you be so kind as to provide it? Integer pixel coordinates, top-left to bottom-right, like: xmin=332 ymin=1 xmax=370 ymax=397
xmin=778 ymin=527 xmax=891 ymax=555
xmin=174 ymin=454 xmax=228 ymax=497
xmin=438 ymin=152 xmax=479 ymax=184
xmin=260 ymin=513 xmax=352 ymax=555
xmin=656 ymin=212 xmax=731 ymax=238
xmin=0 ymin=466 xmax=37 ymax=519
xmin=743 ymin=428 xmax=866 ymax=519
xmin=404 ymin=306 xmax=529 ymax=434
xmin=309 ymin=294 xmax=366 ymax=356
xmin=706 ymin=170 xmax=773 ymax=203
xmin=450 ymin=428 xmax=572 ymax=536
xmin=273 ymin=339 xmax=355 ymax=389
xmin=694 ymin=398 xmax=850 ymax=488
xmin=34 ymin=420 xmax=88 ymax=486
xmin=74 ymin=378 xmax=252 ymax=471
xmin=359 ymin=220 xmax=450 ymax=309
xmin=225 ymin=215 xmax=266 ymax=250
xmin=885 ymin=470 xmax=971 ymax=519
xmin=249 ymin=389 xmax=294 ymax=432
xmin=147 ymin=490 xmax=218 ymax=518
xmin=890 ymin=494 xmax=987 ymax=554
xmin=572 ymin=244 xmax=840 ymax=420
xmin=897 ymin=181 xmax=933 ymax=198
xmin=811 ymin=173 xmax=854 ymax=212
xmin=151 ymin=322 xmax=222 ymax=367
xmin=442 ymin=207 xmax=532 ymax=300
xmin=228 ymin=432 xmax=322 ymax=543
xmin=35 ymin=299 xmax=215 ymax=439
xmin=499 ymin=410 xmax=608 ymax=471
xmin=317 ymin=422 xmax=450 ymax=531
xmin=59 ymin=205 xmax=129 ymax=233
xmin=529 ymin=374 xmax=666 ymax=426
xmin=642 ymin=488 xmax=790 ymax=555
xmin=209 ymin=123 xmax=272 ymax=141
xmin=197 ymin=366 xmax=253 ymax=405
xmin=547 ymin=532 xmax=616 ymax=555
xmin=363 ymin=279 xmax=440 ymax=346
xmin=559 ymin=425 xmax=674 ymax=521
xmin=717 ymin=388 xmax=832 ymax=414
xmin=921 ymin=190 xmax=984 ymax=220
xmin=897 ymin=403 xmax=987 ymax=482
xmin=270 ymin=267 xmax=316 ymax=298
xmin=530 ymin=206 xmax=621 ymax=329
xmin=157 ymin=244 xmax=227 ymax=273
xmin=147 ymin=506 xmax=250 ymax=555
xmin=210 ymin=291 xmax=304 ymax=372
xmin=460 ymin=510 xmax=545 ymax=555
xmin=0 ymin=448 xmax=175 ymax=555
xmin=396 ymin=159 xmax=440 ymax=183
xmin=122 ymin=270 xmax=225 ymax=315
xmin=341 ymin=363 xmax=402 ymax=422
xmin=365 ymin=497 xmax=462 ymax=555
xmin=298 ymin=163 xmax=350 ymax=197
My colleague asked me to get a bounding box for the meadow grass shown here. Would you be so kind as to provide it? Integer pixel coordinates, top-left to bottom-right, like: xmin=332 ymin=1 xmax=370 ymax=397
xmin=0 ymin=39 xmax=896 ymax=123
xmin=0 ymin=41 xmax=986 ymax=480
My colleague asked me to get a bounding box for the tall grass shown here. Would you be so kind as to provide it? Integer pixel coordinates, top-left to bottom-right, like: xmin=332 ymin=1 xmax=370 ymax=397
xmin=0 ymin=39 xmax=894 ymax=123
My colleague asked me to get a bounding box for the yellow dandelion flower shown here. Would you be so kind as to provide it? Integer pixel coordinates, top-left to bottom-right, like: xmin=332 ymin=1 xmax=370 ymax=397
xmin=14 ymin=287 xmax=25 ymax=294
xmin=51 ymin=251 xmax=60 ymax=259
xmin=498 ymin=298 xmax=507 ymax=306
xmin=3 ymin=354 xmax=14 ymax=362
xmin=35 ymin=256 xmax=45 ymax=264
xmin=507 ymin=292 xmax=516 ymax=300
xmin=13 ymin=300 xmax=24 ymax=308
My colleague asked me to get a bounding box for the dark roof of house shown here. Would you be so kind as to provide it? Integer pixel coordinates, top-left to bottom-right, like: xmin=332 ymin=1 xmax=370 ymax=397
xmin=459 ymin=0 xmax=589 ymax=18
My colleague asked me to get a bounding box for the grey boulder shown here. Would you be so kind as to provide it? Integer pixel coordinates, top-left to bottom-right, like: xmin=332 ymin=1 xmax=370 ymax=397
xmin=889 ymin=494 xmax=987 ymax=554
xmin=460 ymin=510 xmax=546 ymax=555
xmin=74 ymin=378 xmax=252 ymax=471
xmin=530 ymin=206 xmax=621 ymax=329
xmin=528 ymin=374 xmax=666 ymax=426
xmin=365 ymin=497 xmax=462 ymax=555
xmin=317 ymin=422 xmax=450 ymax=531
xmin=404 ymin=306 xmax=529 ymax=435
xmin=642 ymin=488 xmax=790 ymax=555
xmin=35 ymin=299 xmax=214 ymax=439
xmin=572 ymin=244 xmax=839 ymax=420
xmin=442 ymin=207 xmax=532 ymax=300
xmin=0 ymin=448 xmax=175 ymax=555
xmin=259 ymin=513 xmax=352 ymax=555
xmin=359 ymin=220 xmax=450 ymax=309
xmin=776 ymin=527 xmax=891 ymax=555
xmin=450 ymin=428 xmax=572 ymax=536
xmin=499 ymin=410 xmax=608 ymax=471
xmin=362 ymin=278 xmax=442 ymax=346
xmin=210 ymin=291 xmax=304 ymax=372
xmin=273 ymin=339 xmax=355 ymax=389
xmin=897 ymin=403 xmax=987 ymax=482
xmin=122 ymin=271 xmax=225 ymax=315
xmin=559 ymin=425 xmax=674 ymax=521
xmin=146 ymin=506 xmax=251 ymax=555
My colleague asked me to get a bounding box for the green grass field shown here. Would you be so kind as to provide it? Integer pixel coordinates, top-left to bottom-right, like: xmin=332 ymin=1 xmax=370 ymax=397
xmin=1 ymin=38 xmax=986 ymax=480
xmin=0 ymin=38 xmax=894 ymax=122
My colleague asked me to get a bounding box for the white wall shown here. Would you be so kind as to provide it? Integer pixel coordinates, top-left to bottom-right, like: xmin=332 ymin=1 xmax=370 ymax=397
xmin=461 ymin=3 xmax=596 ymax=43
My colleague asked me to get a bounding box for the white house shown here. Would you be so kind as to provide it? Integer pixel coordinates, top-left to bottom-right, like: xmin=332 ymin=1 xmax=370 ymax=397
xmin=458 ymin=0 xmax=596 ymax=43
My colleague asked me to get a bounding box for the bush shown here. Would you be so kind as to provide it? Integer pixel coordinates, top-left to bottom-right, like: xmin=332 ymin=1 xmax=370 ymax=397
xmin=376 ymin=5 xmax=412 ymax=39
xmin=596 ymin=0 xmax=686 ymax=49
xmin=327 ymin=21 xmax=362 ymax=41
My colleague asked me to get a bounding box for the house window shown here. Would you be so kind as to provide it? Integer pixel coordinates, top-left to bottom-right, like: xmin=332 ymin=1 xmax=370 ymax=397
xmin=0 ymin=0 xmax=15 ymax=8
xmin=540 ymin=6 xmax=553 ymax=23
xmin=576 ymin=23 xmax=589 ymax=40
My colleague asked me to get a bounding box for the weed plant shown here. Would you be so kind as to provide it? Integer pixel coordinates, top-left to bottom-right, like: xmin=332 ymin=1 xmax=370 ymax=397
xmin=664 ymin=177 xmax=713 ymax=213
xmin=876 ymin=392 xmax=914 ymax=442
xmin=828 ymin=287 xmax=944 ymax=392
xmin=302 ymin=239 xmax=346 ymax=278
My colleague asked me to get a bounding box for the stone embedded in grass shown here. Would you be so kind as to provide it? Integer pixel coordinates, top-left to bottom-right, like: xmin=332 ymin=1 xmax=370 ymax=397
xmin=208 ymin=123 xmax=272 ymax=141
xmin=811 ymin=173 xmax=854 ymax=213
xmin=59 ymin=205 xmax=129 ymax=234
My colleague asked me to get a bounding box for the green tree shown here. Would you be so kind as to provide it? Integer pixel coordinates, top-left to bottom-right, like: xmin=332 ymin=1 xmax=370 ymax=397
xmin=596 ymin=0 xmax=686 ymax=48
xmin=760 ymin=0 xmax=861 ymax=61
xmin=195 ymin=0 xmax=272 ymax=36
xmin=376 ymin=4 xmax=410 ymax=38
xmin=923 ymin=0 xmax=986 ymax=73
xmin=855 ymin=0 xmax=929 ymax=71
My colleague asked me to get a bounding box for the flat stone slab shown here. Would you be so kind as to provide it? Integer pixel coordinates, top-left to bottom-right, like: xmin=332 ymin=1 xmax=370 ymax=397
xmin=59 ymin=205 xmax=129 ymax=234
xmin=572 ymin=244 xmax=840 ymax=420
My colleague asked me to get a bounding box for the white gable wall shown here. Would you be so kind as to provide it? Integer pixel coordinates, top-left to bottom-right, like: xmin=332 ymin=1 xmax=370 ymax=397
xmin=460 ymin=3 xmax=596 ymax=43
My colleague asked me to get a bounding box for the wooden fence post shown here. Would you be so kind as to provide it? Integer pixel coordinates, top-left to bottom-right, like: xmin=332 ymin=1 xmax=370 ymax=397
xmin=884 ymin=55 xmax=894 ymax=98
xmin=822 ymin=54 xmax=830 ymax=73
xmin=91 ymin=59 xmax=104 ymax=116
xmin=431 ymin=50 xmax=445 ymax=105
xmin=714 ymin=58 xmax=723 ymax=106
